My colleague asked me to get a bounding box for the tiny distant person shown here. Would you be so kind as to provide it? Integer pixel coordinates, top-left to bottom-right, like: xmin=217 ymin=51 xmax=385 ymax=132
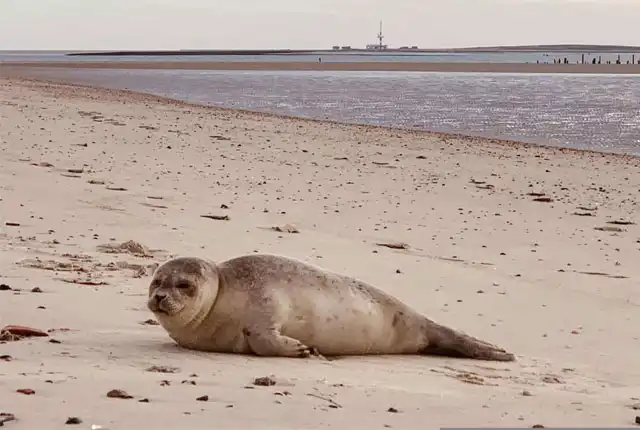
xmin=318 ymin=57 xmax=322 ymax=63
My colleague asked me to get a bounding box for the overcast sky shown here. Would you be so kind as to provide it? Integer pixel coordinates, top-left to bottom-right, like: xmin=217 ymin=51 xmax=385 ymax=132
xmin=1 ymin=0 xmax=640 ymax=50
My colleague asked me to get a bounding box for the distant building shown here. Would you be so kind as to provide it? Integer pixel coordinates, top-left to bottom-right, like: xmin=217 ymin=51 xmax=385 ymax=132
xmin=365 ymin=20 xmax=388 ymax=51
xmin=332 ymin=21 xmax=419 ymax=52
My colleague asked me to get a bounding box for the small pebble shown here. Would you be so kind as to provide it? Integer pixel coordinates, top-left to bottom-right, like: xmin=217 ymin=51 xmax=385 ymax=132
xmin=253 ymin=376 xmax=276 ymax=386
xmin=65 ymin=417 xmax=82 ymax=425
xmin=106 ymin=389 xmax=133 ymax=399
xmin=0 ymin=413 xmax=17 ymax=426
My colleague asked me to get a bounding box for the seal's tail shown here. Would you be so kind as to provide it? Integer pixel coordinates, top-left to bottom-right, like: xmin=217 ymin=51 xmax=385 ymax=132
xmin=420 ymin=321 xmax=516 ymax=362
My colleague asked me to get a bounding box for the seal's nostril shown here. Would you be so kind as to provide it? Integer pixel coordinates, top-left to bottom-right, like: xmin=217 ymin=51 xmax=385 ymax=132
xmin=151 ymin=291 xmax=167 ymax=306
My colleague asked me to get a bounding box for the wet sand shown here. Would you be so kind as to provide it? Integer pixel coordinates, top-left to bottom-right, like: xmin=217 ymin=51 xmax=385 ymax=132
xmin=1 ymin=76 xmax=639 ymax=429
xmin=3 ymin=60 xmax=640 ymax=74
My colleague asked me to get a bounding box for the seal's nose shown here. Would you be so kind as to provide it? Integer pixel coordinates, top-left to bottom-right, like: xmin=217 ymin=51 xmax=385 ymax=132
xmin=153 ymin=291 xmax=167 ymax=302
xmin=149 ymin=290 xmax=168 ymax=311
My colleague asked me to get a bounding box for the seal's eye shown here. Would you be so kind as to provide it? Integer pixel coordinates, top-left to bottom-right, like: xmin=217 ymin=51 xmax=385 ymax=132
xmin=175 ymin=281 xmax=191 ymax=290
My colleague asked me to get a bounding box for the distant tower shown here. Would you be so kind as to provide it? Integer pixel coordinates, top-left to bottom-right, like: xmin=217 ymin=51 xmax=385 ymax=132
xmin=377 ymin=20 xmax=384 ymax=49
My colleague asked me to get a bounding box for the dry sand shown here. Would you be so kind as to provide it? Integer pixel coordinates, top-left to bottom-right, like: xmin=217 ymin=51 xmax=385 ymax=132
xmin=1 ymin=76 xmax=639 ymax=429
xmin=3 ymin=60 xmax=640 ymax=74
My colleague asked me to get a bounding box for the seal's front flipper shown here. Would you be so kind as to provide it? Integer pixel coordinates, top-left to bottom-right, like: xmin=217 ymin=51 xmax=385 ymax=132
xmin=421 ymin=322 xmax=516 ymax=362
xmin=243 ymin=326 xmax=312 ymax=358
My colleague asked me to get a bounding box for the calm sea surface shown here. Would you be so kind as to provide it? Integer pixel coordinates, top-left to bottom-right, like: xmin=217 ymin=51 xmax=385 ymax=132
xmin=6 ymin=66 xmax=640 ymax=156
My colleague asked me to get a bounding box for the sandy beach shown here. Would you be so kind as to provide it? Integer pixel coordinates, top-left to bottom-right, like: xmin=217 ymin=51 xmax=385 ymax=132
xmin=1 ymin=76 xmax=639 ymax=429
xmin=3 ymin=60 xmax=640 ymax=74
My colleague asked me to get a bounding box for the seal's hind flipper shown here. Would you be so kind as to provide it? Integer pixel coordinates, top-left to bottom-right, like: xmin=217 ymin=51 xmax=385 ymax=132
xmin=421 ymin=322 xmax=516 ymax=362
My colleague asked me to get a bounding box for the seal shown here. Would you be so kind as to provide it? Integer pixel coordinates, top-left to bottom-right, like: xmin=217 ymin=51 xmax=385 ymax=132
xmin=147 ymin=254 xmax=515 ymax=361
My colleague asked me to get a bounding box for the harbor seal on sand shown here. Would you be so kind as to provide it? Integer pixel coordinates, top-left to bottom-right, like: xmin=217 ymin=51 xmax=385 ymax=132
xmin=147 ymin=254 xmax=515 ymax=361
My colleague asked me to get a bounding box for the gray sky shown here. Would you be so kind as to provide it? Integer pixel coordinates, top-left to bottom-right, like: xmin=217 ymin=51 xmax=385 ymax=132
xmin=1 ymin=0 xmax=640 ymax=50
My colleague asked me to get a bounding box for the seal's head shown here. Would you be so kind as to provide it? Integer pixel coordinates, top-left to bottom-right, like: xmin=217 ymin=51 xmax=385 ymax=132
xmin=147 ymin=257 xmax=219 ymax=324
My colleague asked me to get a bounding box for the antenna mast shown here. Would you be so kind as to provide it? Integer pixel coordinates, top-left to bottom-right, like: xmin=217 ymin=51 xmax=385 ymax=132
xmin=377 ymin=20 xmax=384 ymax=49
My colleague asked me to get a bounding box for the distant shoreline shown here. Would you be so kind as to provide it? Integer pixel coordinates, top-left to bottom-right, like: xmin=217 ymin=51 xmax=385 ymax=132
xmin=64 ymin=44 xmax=640 ymax=56
xmin=3 ymin=60 xmax=640 ymax=75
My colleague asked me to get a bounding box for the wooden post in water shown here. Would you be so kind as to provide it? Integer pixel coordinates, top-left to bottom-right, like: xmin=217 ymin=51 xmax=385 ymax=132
xmin=633 ymin=54 xmax=636 ymax=64
xmin=581 ymin=53 xmax=585 ymax=64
